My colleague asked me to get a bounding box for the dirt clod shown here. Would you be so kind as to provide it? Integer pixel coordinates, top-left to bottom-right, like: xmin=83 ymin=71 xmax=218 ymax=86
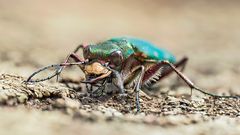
xmin=0 ymin=74 xmax=239 ymax=125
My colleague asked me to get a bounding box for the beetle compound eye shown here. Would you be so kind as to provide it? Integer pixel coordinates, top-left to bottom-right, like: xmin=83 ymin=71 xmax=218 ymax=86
xmin=110 ymin=50 xmax=123 ymax=66
xmin=83 ymin=46 xmax=91 ymax=58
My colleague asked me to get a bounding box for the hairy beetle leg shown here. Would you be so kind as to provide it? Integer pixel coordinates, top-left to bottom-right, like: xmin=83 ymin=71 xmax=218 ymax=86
xmin=157 ymin=60 xmax=240 ymax=98
xmin=142 ymin=57 xmax=188 ymax=87
xmin=171 ymin=57 xmax=189 ymax=89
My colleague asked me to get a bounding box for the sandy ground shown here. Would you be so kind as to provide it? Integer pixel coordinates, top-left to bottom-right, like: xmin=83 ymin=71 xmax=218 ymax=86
xmin=0 ymin=0 xmax=240 ymax=135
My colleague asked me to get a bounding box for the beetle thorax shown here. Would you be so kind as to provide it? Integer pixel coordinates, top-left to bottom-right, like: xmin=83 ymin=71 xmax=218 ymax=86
xmin=83 ymin=45 xmax=107 ymax=60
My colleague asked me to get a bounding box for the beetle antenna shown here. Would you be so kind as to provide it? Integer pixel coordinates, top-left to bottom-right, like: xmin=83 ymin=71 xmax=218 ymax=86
xmin=25 ymin=64 xmax=62 ymax=83
xmin=25 ymin=62 xmax=86 ymax=83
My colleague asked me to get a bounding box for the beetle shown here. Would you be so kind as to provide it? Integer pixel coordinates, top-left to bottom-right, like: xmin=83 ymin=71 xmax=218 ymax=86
xmin=26 ymin=37 xmax=240 ymax=112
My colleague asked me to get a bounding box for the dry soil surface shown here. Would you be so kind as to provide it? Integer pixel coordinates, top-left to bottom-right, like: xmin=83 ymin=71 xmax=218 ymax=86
xmin=0 ymin=1 xmax=240 ymax=135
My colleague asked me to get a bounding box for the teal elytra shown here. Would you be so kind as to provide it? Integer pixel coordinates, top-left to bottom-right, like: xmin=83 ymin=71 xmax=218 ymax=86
xmin=109 ymin=37 xmax=176 ymax=63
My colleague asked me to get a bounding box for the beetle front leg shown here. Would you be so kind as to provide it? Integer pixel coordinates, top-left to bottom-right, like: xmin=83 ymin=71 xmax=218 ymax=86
xmin=91 ymin=79 xmax=108 ymax=97
xmin=102 ymin=65 xmax=126 ymax=96
xmin=112 ymin=54 xmax=145 ymax=112
xmin=111 ymin=69 xmax=126 ymax=95
xmin=73 ymin=44 xmax=88 ymax=53
xmin=56 ymin=44 xmax=89 ymax=80
xmin=81 ymin=71 xmax=112 ymax=84
xmin=56 ymin=53 xmax=86 ymax=80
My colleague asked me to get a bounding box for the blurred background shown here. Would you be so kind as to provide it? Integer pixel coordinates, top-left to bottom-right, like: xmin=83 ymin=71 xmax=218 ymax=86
xmin=0 ymin=0 xmax=240 ymax=92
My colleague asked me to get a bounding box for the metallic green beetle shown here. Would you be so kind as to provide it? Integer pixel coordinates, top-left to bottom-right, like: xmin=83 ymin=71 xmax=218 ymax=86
xmin=26 ymin=37 xmax=239 ymax=112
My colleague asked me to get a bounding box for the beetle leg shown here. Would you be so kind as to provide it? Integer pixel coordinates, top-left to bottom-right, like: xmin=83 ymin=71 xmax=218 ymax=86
xmin=121 ymin=54 xmax=142 ymax=83
xmin=159 ymin=60 xmax=195 ymax=89
xmin=81 ymin=70 xmax=112 ymax=84
xmin=82 ymin=78 xmax=108 ymax=96
xmin=176 ymin=57 xmax=188 ymax=72
xmin=152 ymin=57 xmax=188 ymax=89
xmin=56 ymin=53 xmax=86 ymax=80
xmin=91 ymin=79 xmax=108 ymax=97
xmin=107 ymin=61 xmax=145 ymax=112
xmin=129 ymin=65 xmax=145 ymax=113
xmin=112 ymin=70 xmax=125 ymax=95
xmin=142 ymin=57 xmax=188 ymax=87
xmin=150 ymin=60 xmax=240 ymax=98
xmin=56 ymin=44 xmax=89 ymax=80
xmin=170 ymin=57 xmax=189 ymax=89
xmin=102 ymin=66 xmax=126 ymax=95
xmin=142 ymin=60 xmax=195 ymax=93
xmin=73 ymin=44 xmax=88 ymax=53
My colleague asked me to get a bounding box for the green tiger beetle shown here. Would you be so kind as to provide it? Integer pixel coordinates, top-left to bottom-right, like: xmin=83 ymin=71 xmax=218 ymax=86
xmin=26 ymin=37 xmax=240 ymax=112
